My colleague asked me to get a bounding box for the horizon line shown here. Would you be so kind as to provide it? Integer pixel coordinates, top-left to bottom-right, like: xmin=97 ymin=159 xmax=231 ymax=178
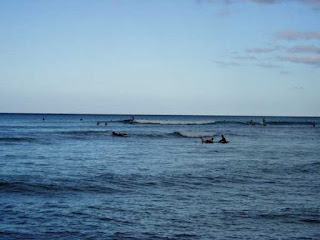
xmin=0 ymin=112 xmax=319 ymax=118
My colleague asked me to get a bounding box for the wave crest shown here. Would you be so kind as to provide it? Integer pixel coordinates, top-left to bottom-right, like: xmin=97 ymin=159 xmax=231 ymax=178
xmin=173 ymin=131 xmax=216 ymax=138
xmin=134 ymin=120 xmax=217 ymax=125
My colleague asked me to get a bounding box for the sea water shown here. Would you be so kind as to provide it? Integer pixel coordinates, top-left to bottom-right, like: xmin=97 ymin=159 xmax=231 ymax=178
xmin=0 ymin=114 xmax=319 ymax=239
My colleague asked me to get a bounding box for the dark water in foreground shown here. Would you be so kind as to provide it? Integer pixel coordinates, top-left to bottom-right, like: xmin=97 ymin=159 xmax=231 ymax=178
xmin=0 ymin=113 xmax=320 ymax=240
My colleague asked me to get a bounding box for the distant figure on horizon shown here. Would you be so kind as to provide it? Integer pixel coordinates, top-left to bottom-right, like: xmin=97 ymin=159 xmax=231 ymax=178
xmin=219 ymin=135 xmax=228 ymax=143
xmin=112 ymin=131 xmax=128 ymax=137
xmin=262 ymin=118 xmax=267 ymax=126
xmin=200 ymin=137 xmax=214 ymax=143
xmin=97 ymin=121 xmax=100 ymax=126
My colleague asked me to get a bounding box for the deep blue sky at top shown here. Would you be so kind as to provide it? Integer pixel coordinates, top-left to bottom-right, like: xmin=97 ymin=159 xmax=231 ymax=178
xmin=0 ymin=0 xmax=319 ymax=116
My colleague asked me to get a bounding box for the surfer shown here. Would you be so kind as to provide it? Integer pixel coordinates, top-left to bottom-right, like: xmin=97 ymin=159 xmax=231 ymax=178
xmin=112 ymin=131 xmax=128 ymax=137
xmin=313 ymin=122 xmax=316 ymax=127
xmin=129 ymin=116 xmax=135 ymax=123
xmin=262 ymin=118 xmax=267 ymax=126
xmin=105 ymin=122 xmax=108 ymax=126
xmin=200 ymin=137 xmax=214 ymax=143
xmin=97 ymin=121 xmax=100 ymax=126
xmin=124 ymin=116 xmax=135 ymax=124
xmin=219 ymin=135 xmax=228 ymax=143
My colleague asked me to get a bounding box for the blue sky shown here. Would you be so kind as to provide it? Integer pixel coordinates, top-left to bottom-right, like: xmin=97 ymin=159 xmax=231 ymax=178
xmin=0 ymin=0 xmax=319 ymax=116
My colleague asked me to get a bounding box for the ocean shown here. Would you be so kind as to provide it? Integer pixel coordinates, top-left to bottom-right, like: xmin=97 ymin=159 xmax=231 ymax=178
xmin=0 ymin=113 xmax=319 ymax=239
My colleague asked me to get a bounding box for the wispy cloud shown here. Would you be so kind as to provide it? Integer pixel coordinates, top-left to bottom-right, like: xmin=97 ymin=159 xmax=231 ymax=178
xmin=288 ymin=45 xmax=320 ymax=53
xmin=280 ymin=70 xmax=290 ymax=74
xmin=256 ymin=62 xmax=280 ymax=69
xmin=212 ymin=60 xmax=241 ymax=67
xmin=200 ymin=0 xmax=320 ymax=8
xmin=246 ymin=47 xmax=278 ymax=53
xmin=302 ymin=0 xmax=320 ymax=9
xmin=279 ymin=55 xmax=320 ymax=67
xmin=276 ymin=30 xmax=320 ymax=40
xmin=289 ymin=85 xmax=305 ymax=91
xmin=233 ymin=55 xmax=258 ymax=60
xmin=250 ymin=0 xmax=280 ymax=3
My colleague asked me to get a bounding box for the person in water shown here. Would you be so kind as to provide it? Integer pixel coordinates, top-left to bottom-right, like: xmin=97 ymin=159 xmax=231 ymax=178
xmin=97 ymin=121 xmax=100 ymax=126
xmin=219 ymin=135 xmax=228 ymax=143
xmin=129 ymin=116 xmax=135 ymax=123
xmin=112 ymin=131 xmax=128 ymax=137
xmin=200 ymin=137 xmax=214 ymax=143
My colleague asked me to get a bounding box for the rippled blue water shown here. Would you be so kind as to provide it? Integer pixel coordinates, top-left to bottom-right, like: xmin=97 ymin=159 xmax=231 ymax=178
xmin=1 ymin=113 xmax=320 ymax=239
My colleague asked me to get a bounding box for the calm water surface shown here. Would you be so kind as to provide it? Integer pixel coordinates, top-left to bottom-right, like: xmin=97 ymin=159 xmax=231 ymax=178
xmin=0 ymin=114 xmax=319 ymax=239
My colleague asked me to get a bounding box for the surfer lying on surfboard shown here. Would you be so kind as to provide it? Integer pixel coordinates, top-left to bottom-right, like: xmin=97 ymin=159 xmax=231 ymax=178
xmin=112 ymin=131 xmax=128 ymax=137
xmin=200 ymin=137 xmax=214 ymax=143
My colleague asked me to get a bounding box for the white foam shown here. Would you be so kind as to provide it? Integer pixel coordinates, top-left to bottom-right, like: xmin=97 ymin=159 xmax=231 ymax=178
xmin=134 ymin=120 xmax=216 ymax=125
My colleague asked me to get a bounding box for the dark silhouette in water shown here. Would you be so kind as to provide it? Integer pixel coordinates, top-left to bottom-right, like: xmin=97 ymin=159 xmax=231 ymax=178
xmin=263 ymin=118 xmax=267 ymax=126
xmin=80 ymin=118 xmax=83 ymax=121
xmin=124 ymin=116 xmax=135 ymax=124
xmin=97 ymin=122 xmax=100 ymax=126
xmin=313 ymin=122 xmax=316 ymax=127
xmin=200 ymin=137 xmax=213 ymax=143
xmin=112 ymin=131 xmax=128 ymax=137
xmin=105 ymin=122 xmax=108 ymax=126
xmin=43 ymin=118 xmax=45 ymax=121
xmin=219 ymin=135 xmax=228 ymax=143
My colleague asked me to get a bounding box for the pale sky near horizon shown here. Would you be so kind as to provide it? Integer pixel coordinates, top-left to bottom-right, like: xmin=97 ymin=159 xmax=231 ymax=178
xmin=0 ymin=0 xmax=319 ymax=116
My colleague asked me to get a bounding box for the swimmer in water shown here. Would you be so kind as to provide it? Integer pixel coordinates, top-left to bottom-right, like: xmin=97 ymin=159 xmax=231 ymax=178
xmin=112 ymin=131 xmax=128 ymax=137
xmin=200 ymin=137 xmax=214 ymax=143
xmin=219 ymin=135 xmax=228 ymax=143
xmin=97 ymin=121 xmax=100 ymax=126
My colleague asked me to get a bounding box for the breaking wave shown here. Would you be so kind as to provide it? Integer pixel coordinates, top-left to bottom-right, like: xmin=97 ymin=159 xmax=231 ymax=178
xmin=115 ymin=119 xmax=317 ymax=126
xmin=173 ymin=131 xmax=216 ymax=138
xmin=132 ymin=119 xmax=247 ymax=125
